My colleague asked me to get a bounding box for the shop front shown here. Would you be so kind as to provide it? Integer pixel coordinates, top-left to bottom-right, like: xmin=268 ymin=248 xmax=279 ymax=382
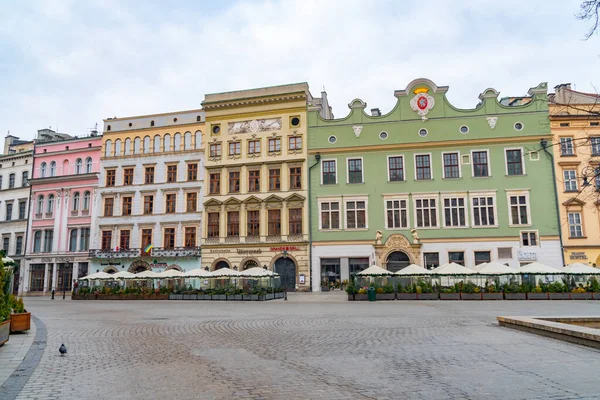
xmin=89 ymin=251 xmax=201 ymax=275
xmin=21 ymin=255 xmax=89 ymax=295
xmin=564 ymin=248 xmax=600 ymax=267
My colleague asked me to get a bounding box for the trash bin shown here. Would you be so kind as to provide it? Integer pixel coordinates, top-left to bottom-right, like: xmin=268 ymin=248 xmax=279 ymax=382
xmin=368 ymin=286 xmax=376 ymax=302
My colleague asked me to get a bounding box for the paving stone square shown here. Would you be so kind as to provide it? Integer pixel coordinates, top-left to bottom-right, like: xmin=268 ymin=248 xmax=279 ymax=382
xmin=2 ymin=293 xmax=600 ymax=399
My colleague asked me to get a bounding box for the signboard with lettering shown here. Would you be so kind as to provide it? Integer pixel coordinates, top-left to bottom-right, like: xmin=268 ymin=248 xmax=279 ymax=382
xmin=270 ymin=246 xmax=301 ymax=252
xmin=237 ymin=249 xmax=262 ymax=255
xmin=569 ymin=251 xmax=588 ymax=260
xmin=517 ymin=250 xmax=537 ymax=261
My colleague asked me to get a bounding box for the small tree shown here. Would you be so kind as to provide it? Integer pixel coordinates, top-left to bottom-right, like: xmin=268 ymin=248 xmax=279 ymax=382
xmin=0 ymin=254 xmax=13 ymax=323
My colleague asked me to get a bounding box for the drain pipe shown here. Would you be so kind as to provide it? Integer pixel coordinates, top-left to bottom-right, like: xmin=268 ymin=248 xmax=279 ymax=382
xmin=308 ymin=153 xmax=321 ymax=292
xmin=540 ymin=138 xmax=566 ymax=267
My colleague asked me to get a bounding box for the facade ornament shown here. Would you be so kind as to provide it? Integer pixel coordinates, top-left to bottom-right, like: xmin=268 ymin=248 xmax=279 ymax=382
xmin=409 ymin=88 xmax=435 ymax=121
xmin=352 ymin=125 xmax=363 ymax=138
xmin=375 ymin=230 xmax=383 ymax=245
xmin=487 ymin=116 xmax=498 ymax=129
xmin=228 ymin=118 xmax=282 ymax=134
xmin=410 ymin=228 xmax=420 ymax=244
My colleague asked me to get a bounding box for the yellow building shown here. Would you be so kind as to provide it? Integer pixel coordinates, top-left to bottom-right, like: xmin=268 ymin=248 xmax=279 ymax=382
xmin=549 ymin=84 xmax=600 ymax=266
xmin=200 ymin=83 xmax=331 ymax=291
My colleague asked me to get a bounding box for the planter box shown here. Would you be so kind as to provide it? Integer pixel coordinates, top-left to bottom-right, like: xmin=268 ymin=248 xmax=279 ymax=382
xmin=195 ymin=294 xmax=207 ymax=300
xmin=548 ymin=293 xmax=569 ymax=300
xmin=275 ymin=292 xmax=285 ymax=299
xmin=321 ymin=286 xmax=329 ymax=292
xmin=214 ymin=294 xmax=227 ymax=301
xmin=505 ymin=293 xmax=526 ymax=300
xmin=347 ymin=294 xmax=355 ymax=301
xmin=570 ymin=292 xmax=593 ymax=300
xmin=397 ymin=293 xmax=418 ymax=300
xmin=266 ymin=293 xmax=275 ymax=300
xmin=527 ymin=293 xmax=549 ymax=300
xmin=182 ymin=294 xmax=197 ymax=300
xmin=10 ymin=312 xmax=31 ymax=333
xmin=440 ymin=293 xmax=460 ymax=300
xmin=376 ymin=293 xmax=396 ymax=300
xmin=354 ymin=294 xmax=368 ymax=301
xmin=461 ymin=293 xmax=482 ymax=300
xmin=482 ymin=293 xmax=503 ymax=300
xmin=230 ymin=294 xmax=243 ymax=301
xmin=417 ymin=293 xmax=438 ymax=300
xmin=0 ymin=319 xmax=9 ymax=347
xmin=169 ymin=294 xmax=183 ymax=300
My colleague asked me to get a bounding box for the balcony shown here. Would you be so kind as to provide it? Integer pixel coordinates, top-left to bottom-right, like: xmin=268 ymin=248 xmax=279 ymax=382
xmin=287 ymin=234 xmax=304 ymax=242
xmin=89 ymin=248 xmax=141 ymax=259
xmin=150 ymin=247 xmax=201 ymax=257
xmin=225 ymin=236 xmax=240 ymax=244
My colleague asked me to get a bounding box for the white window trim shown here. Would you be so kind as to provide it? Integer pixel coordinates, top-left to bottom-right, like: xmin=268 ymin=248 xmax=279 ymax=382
xmin=560 ymin=137 xmax=575 ymax=156
xmin=504 ymin=147 xmax=526 ymax=176
xmin=468 ymin=191 xmax=499 ymax=228
xmin=412 ymin=194 xmax=440 ymax=229
xmin=440 ymin=193 xmax=469 ymax=228
xmin=470 ymin=149 xmax=491 ymax=177
xmin=318 ymin=197 xmax=342 ymax=231
xmin=562 ymin=169 xmax=578 ymax=192
xmin=343 ymin=196 xmax=369 ymax=230
xmin=320 ymin=159 xmax=338 ymax=185
xmin=473 ymin=249 xmax=494 ymax=265
xmin=447 ymin=250 xmax=467 ymax=266
xmin=382 ymin=195 xmax=410 ymax=230
xmin=414 ymin=152 xmax=433 ymax=181
xmin=386 ymin=154 xmax=405 ymax=182
xmin=567 ymin=212 xmax=584 ymax=238
xmin=346 ymin=157 xmax=364 ymax=184
xmin=519 ymin=230 xmax=540 ymax=247
xmin=441 ymin=151 xmax=462 ymax=179
xmin=506 ymin=190 xmax=532 ymax=227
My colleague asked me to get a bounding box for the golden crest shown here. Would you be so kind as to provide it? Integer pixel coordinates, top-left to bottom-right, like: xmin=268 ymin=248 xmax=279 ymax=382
xmin=413 ymin=87 xmax=429 ymax=94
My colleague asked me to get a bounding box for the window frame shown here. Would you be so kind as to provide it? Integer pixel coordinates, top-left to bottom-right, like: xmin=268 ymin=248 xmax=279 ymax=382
xmin=184 ymin=227 xmax=196 ymax=247
xmin=105 ymin=169 xmax=116 ymax=187
xmin=383 ymin=196 xmax=409 ymax=229
xmin=346 ymin=157 xmax=364 ymax=184
xmin=567 ymin=212 xmax=584 ymax=238
xmin=413 ymin=195 xmax=439 ymax=229
xmin=318 ymin=198 xmax=342 ymax=231
xmin=470 ymin=149 xmax=491 ymax=178
xmin=187 ymin=163 xmax=198 ymax=181
xmin=288 ymin=136 xmax=302 ymax=151
xmin=247 ymin=139 xmax=261 ymax=155
xmin=441 ymin=151 xmax=461 ymax=179
xmin=288 ymin=208 xmax=303 ymax=235
xmin=228 ymin=170 xmax=240 ymax=193
xmin=163 ymin=227 xmax=176 ymax=249
xmin=143 ymin=195 xmax=154 ymax=215
xmin=387 ymin=155 xmax=405 ymax=182
xmin=209 ymin=143 xmax=222 ymax=157
xmin=119 ymin=230 xmax=131 ymax=250
xmin=186 ymin=192 xmax=197 ymax=212
xmin=469 ymin=192 xmax=498 ymax=228
xmin=269 ymin=168 xmax=281 ymax=191
xmin=268 ymin=138 xmax=281 ymax=153
xmin=504 ymin=147 xmax=526 ymax=176
xmin=507 ymin=191 xmax=531 ymax=227
xmin=289 ymin=166 xmax=302 ymax=190
xmin=123 ymin=167 xmax=134 ymax=186
xmin=344 ymin=197 xmax=368 ymax=230
xmin=441 ymin=194 xmax=468 ymax=228
xmin=268 ymin=209 xmax=282 ymax=236
xmin=207 ymin=212 xmax=220 ymax=238
xmin=144 ymin=166 xmax=155 ymax=184
xmin=104 ymin=197 xmax=114 ymax=217
xmin=520 ymin=230 xmax=539 ymax=247
xmin=101 ymin=231 xmax=112 ymax=251
xmin=560 ymin=137 xmax=575 ymax=156
xmin=122 ymin=196 xmax=132 ymax=216
xmin=228 ymin=141 xmax=241 ymax=156
xmin=448 ymin=250 xmax=466 ymax=266
xmin=321 ymin=159 xmax=338 ymax=185
xmin=414 ymin=153 xmax=433 ymax=181
xmin=227 ymin=211 xmax=240 ymax=237
xmin=166 ymin=164 xmax=178 ymax=183
xmin=209 ymin=172 xmax=221 ymax=195
xmin=247 ymin=210 xmax=260 ymax=237
xmin=563 ymin=169 xmax=578 ymax=192
xmin=248 ymin=169 xmax=260 ymax=192
xmin=165 ymin=193 xmax=176 ymax=214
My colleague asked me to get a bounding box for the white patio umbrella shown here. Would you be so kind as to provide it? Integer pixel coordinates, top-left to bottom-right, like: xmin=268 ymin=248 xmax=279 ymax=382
xmin=518 ymin=262 xmax=563 ymax=275
xmin=356 ymin=265 xmax=394 ymax=276
xmin=472 ymin=263 xmax=488 ymax=272
xmin=110 ymin=271 xmax=136 ymax=279
xmin=432 ymin=263 xmax=477 ymax=275
xmin=477 ymin=262 xmax=519 ymax=275
xmin=210 ymin=267 xmax=242 ymax=277
xmin=79 ymin=271 xmax=113 ymax=280
xmin=395 ymin=264 xmax=431 ymax=276
xmin=240 ymin=267 xmax=279 ymax=277
xmin=563 ymin=263 xmax=600 ymax=275
xmin=184 ymin=268 xmax=213 ymax=278
xmin=157 ymin=269 xmax=185 ymax=278
xmin=133 ymin=270 xmax=160 ymax=279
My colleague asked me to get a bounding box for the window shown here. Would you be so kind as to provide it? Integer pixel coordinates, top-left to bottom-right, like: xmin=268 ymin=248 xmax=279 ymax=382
xmin=122 ymin=196 xmax=132 ymax=216
xmin=117 ymin=230 xmax=130 ymax=250
xmin=69 ymin=229 xmax=78 ymax=252
xmin=415 ymin=198 xmax=437 ymax=228
xmin=106 ymin=169 xmax=116 ymax=186
xmin=144 ymin=166 xmax=154 ymax=184
xmin=346 ymin=200 xmax=367 ymax=229
xmin=322 ymin=160 xmax=337 ymax=184
xmin=43 ymin=230 xmax=53 ymax=252
xmin=15 ymin=236 xmax=23 ymax=254
xmin=49 ymin=161 xmax=56 ymax=177
xmin=247 ymin=210 xmax=260 ymax=237
xmin=268 ymin=210 xmax=281 ymax=235
xmin=141 ymin=229 xmax=152 ymax=255
xmin=167 ymin=165 xmax=178 ymax=183
xmin=9 ymin=173 xmax=15 ymax=188
xmin=229 ymin=142 xmax=241 ymax=155
xmin=40 ymin=162 xmax=47 ymax=178
xmin=320 ymin=201 xmax=340 ymax=230
xmin=560 ymin=137 xmax=574 ymax=156
xmin=0 ymin=175 xmax=3 ymax=189
xmin=248 ymin=170 xmax=260 ymax=192
xmin=83 ymin=191 xmax=90 ymax=210
xmin=22 ymin=171 xmax=28 ymax=186
xmin=72 ymin=192 xmax=80 ymax=211
xmin=248 ymin=140 xmax=261 ymax=154
xmin=80 ymin=228 xmax=90 ymax=251
xmin=33 ymin=231 xmax=42 ymax=253
xmin=388 ymin=156 xmax=404 ymax=182
xmin=328 ymin=135 xmax=337 ymax=144
xmin=29 ymin=264 xmax=45 ymax=291
xmin=86 ymin=157 xmax=92 ymax=173
xmin=442 ymin=152 xmax=460 ymax=179
xmin=289 ymin=137 xmax=302 ymax=150
xmin=104 ymin=198 xmax=114 ymax=216
xmin=210 ymin=143 xmax=222 ymax=157
xmin=509 ymin=194 xmax=529 ymax=225
xmin=321 ymin=258 xmax=341 ymax=284
xmin=521 ymin=231 xmax=538 ymax=246
xmin=474 ymin=251 xmax=491 ymax=265
xmin=144 ymin=195 xmax=154 ymax=214
xmin=448 ymin=251 xmax=465 ymax=266
xmin=269 ymin=169 xmax=281 ymax=191
xmin=36 ymin=195 xmax=44 ymax=215
xmin=123 ymin=168 xmax=134 ymax=185
xmin=185 ymin=227 xmax=196 ymax=247
xmin=443 ymin=197 xmax=467 ymax=227
xmin=568 ymin=212 xmax=583 ymax=237
xmin=75 ymin=158 xmax=82 ymax=174
xmin=563 ymin=170 xmax=578 ymax=192
xmin=166 ymin=194 xmax=176 ymax=213
xmin=415 ymin=154 xmax=432 ymax=180
xmin=47 ymin=194 xmax=54 ymax=214
xmin=290 ymin=167 xmax=302 ymax=189
xmin=505 ymin=149 xmax=524 ymax=175
xmin=424 ymin=253 xmax=439 ymax=270
xmin=385 ymin=199 xmax=408 ymax=229
xmin=209 ymin=173 xmax=221 ymax=194
xmin=18 ymin=201 xmax=26 ymax=219
xmin=186 ymin=192 xmax=197 ymax=212
xmin=163 ymin=228 xmax=176 ymax=248
xmin=289 ymin=208 xmax=302 ymax=235
xmin=5 ymin=203 xmax=12 ymax=221
xmin=227 ymin=211 xmax=239 ymax=237
xmin=347 ymin=158 xmax=363 ymax=184
xmin=349 ymin=258 xmax=369 ymax=275
xmin=124 ymin=138 xmax=131 ymax=155
xmin=472 ymin=196 xmax=496 ymax=226
xmin=268 ymin=138 xmax=281 ymax=152
xmin=208 ymin=213 xmax=220 ymax=238
xmin=472 ymin=151 xmax=489 ymax=177
xmin=560 ymin=122 xmax=570 ymax=127
xmin=187 ymin=163 xmax=198 ymax=181
xmin=228 ymin=171 xmax=240 ymax=193
xmin=591 ymin=137 xmax=600 ymax=156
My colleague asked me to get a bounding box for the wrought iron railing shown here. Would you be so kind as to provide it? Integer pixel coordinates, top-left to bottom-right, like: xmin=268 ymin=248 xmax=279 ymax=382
xmin=150 ymin=247 xmax=201 ymax=257
xmin=88 ymin=248 xmax=141 ymax=258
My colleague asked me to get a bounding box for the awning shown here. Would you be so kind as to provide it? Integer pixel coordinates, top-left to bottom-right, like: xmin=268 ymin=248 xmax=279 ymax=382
xmin=356 ymin=265 xmax=394 ymax=276
xmin=394 ymin=264 xmax=431 ymax=276
xmin=432 ymin=263 xmax=476 ymax=275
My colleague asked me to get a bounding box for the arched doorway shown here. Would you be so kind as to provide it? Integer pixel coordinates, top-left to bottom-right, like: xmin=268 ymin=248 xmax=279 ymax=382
xmin=128 ymin=260 xmax=151 ymax=273
xmin=242 ymin=259 xmax=259 ymax=270
xmin=214 ymin=260 xmax=230 ymax=270
xmin=274 ymin=257 xmax=296 ymax=291
xmin=103 ymin=266 xmax=118 ymax=274
xmin=386 ymin=251 xmax=410 ymax=273
xmin=166 ymin=264 xmax=183 ymax=272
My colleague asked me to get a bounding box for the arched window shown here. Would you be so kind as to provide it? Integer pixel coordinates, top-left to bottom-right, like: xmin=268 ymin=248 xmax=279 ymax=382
xmin=164 ymin=134 xmax=171 ymax=152
xmin=154 ymin=135 xmax=161 ymax=153
xmin=174 ymin=133 xmax=181 ymax=150
xmin=184 ymin=132 xmax=192 ymax=150
xmin=105 ymin=140 xmax=113 ymax=157
xmin=69 ymin=229 xmax=78 ymax=252
xmin=47 ymin=194 xmax=55 ymax=213
xmin=196 ymin=115 xmax=201 ymax=122
xmin=36 ymin=195 xmax=44 ymax=214
xmin=124 ymin=138 xmax=131 ymax=156
xmin=144 ymin=136 xmax=151 ymax=154
xmin=134 ymin=137 xmax=141 ymax=154
xmin=75 ymin=158 xmax=83 ymax=174
xmin=83 ymin=191 xmax=90 ymax=210
xmin=150 ymin=120 xmax=155 ymax=127
xmin=195 ymin=131 xmax=202 ymax=149
xmin=107 ymin=125 xmax=111 ymax=131
xmin=114 ymin=139 xmax=122 ymax=156
xmin=50 ymin=161 xmax=56 ymax=177
xmin=85 ymin=157 xmax=93 ymax=173
xmin=40 ymin=162 xmax=47 ymax=178
xmin=72 ymin=192 xmax=80 ymax=211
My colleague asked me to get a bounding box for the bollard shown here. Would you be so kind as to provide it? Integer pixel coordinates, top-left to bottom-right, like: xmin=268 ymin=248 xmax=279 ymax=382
xmin=51 ymin=289 xmax=55 ymax=300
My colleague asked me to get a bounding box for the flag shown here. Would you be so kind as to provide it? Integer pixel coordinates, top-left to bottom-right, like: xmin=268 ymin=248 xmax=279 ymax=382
xmin=144 ymin=244 xmax=154 ymax=253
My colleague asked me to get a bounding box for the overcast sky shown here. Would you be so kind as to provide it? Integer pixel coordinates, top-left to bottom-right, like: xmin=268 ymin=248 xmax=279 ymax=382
xmin=0 ymin=0 xmax=598 ymax=141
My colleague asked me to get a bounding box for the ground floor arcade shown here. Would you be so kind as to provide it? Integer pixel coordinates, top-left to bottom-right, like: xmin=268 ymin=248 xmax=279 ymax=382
xmin=20 ymin=254 xmax=90 ymax=296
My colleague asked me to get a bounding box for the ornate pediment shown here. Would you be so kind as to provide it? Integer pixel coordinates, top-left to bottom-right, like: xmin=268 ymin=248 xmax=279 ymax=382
xmin=284 ymin=193 xmax=306 ymax=202
xmin=264 ymin=194 xmax=284 ymax=203
xmin=228 ymin=118 xmax=282 ymax=134
xmin=562 ymin=197 xmax=586 ymax=207
xmin=242 ymin=195 xmax=262 ymax=204
xmin=223 ymin=197 xmax=242 ymax=205
xmin=203 ymin=199 xmax=222 ymax=207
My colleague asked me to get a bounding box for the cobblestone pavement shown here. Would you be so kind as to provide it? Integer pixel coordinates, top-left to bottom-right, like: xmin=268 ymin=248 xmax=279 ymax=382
xmin=0 ymin=320 xmax=36 ymax=387
xmin=7 ymin=294 xmax=600 ymax=399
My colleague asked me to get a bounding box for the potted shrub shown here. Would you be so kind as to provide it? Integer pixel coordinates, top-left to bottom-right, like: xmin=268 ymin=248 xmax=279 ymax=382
xmin=9 ymin=295 xmax=30 ymax=333
xmin=397 ymin=283 xmax=418 ymax=300
xmin=527 ymin=285 xmax=548 ymax=300
xmin=0 ymin=258 xmax=11 ymax=346
xmin=482 ymin=284 xmax=503 ymax=300
xmin=415 ymin=280 xmax=437 ymax=300
xmin=547 ymin=281 xmax=569 ymax=300
xmin=439 ymin=285 xmax=460 ymax=300
xmin=460 ymin=282 xmax=482 ymax=300
xmin=377 ymin=284 xmax=396 ymax=300
xmin=571 ymin=286 xmax=593 ymax=300
xmin=355 ymin=287 xmax=368 ymax=301
xmin=503 ymin=283 xmax=526 ymax=300
xmin=346 ymin=283 xmax=358 ymax=301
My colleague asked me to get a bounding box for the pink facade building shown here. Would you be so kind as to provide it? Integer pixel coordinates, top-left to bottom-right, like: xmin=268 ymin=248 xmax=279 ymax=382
xmin=21 ymin=134 xmax=102 ymax=295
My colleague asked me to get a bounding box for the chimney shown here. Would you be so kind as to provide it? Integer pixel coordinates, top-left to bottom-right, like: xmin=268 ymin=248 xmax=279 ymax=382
xmin=371 ymin=108 xmax=381 ymax=117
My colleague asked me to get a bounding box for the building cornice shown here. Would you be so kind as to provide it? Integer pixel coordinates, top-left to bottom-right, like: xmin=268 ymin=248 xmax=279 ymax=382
xmin=0 ymin=150 xmax=34 ymax=162
xmin=34 ymin=146 xmax=102 ymax=157
xmin=28 ymin=172 xmax=99 ymax=185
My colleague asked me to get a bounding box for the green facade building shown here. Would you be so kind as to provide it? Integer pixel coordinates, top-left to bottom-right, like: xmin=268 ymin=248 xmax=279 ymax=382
xmin=307 ymin=78 xmax=561 ymax=291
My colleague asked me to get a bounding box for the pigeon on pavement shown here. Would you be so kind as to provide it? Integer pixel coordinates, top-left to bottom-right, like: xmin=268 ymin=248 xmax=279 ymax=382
xmin=59 ymin=344 xmax=67 ymax=356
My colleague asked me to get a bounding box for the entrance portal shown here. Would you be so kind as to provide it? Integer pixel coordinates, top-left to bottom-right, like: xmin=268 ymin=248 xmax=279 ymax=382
xmin=214 ymin=260 xmax=230 ymax=270
xmin=386 ymin=251 xmax=410 ymax=273
xmin=274 ymin=257 xmax=296 ymax=291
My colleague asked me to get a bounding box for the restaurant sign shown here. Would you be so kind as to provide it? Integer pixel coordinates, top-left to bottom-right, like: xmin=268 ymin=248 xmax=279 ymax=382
xmin=270 ymin=246 xmax=301 ymax=252
xmin=569 ymin=251 xmax=588 ymax=260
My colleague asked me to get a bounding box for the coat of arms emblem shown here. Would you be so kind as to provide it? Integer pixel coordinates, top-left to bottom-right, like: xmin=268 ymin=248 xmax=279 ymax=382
xmin=410 ymin=87 xmax=435 ymax=121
